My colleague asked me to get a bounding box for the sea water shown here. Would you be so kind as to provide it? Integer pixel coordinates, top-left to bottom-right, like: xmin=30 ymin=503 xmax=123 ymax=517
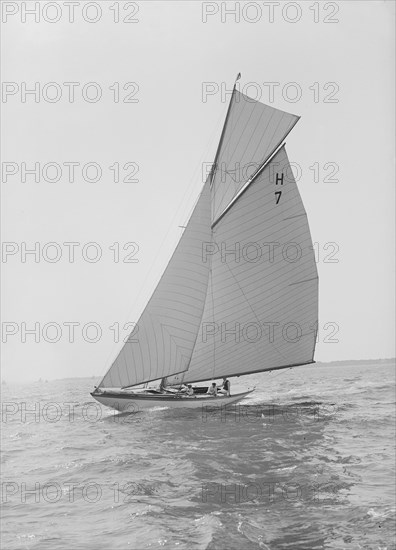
xmin=1 ymin=361 xmax=395 ymax=550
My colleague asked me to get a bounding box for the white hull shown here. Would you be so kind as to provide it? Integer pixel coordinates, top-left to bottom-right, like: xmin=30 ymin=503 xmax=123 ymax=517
xmin=91 ymin=390 xmax=253 ymax=412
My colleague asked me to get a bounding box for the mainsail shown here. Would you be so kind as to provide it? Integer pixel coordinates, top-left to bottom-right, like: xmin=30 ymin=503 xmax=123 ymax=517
xmin=182 ymin=145 xmax=318 ymax=384
xmin=98 ymin=180 xmax=212 ymax=389
xmin=98 ymin=81 xmax=318 ymax=390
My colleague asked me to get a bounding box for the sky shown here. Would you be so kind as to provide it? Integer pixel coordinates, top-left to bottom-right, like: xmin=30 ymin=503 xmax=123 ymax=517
xmin=1 ymin=0 xmax=395 ymax=382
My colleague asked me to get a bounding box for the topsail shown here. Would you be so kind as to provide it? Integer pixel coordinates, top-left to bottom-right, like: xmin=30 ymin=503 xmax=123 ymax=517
xmin=210 ymin=90 xmax=299 ymax=223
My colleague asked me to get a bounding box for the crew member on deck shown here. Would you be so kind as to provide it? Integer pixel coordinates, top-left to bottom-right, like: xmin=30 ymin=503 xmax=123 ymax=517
xmin=207 ymin=382 xmax=217 ymax=396
xmin=186 ymin=384 xmax=195 ymax=396
xmin=219 ymin=377 xmax=230 ymax=396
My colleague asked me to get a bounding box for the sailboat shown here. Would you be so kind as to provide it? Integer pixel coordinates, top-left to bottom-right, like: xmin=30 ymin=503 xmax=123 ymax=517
xmin=91 ymin=74 xmax=318 ymax=412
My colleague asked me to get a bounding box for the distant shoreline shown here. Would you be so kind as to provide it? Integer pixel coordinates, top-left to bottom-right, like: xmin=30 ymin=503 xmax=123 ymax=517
xmin=314 ymin=358 xmax=395 ymax=368
xmin=2 ymin=358 xmax=394 ymax=385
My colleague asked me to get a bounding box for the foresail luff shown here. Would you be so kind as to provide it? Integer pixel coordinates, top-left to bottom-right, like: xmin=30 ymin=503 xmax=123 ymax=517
xmin=98 ymin=180 xmax=212 ymax=389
